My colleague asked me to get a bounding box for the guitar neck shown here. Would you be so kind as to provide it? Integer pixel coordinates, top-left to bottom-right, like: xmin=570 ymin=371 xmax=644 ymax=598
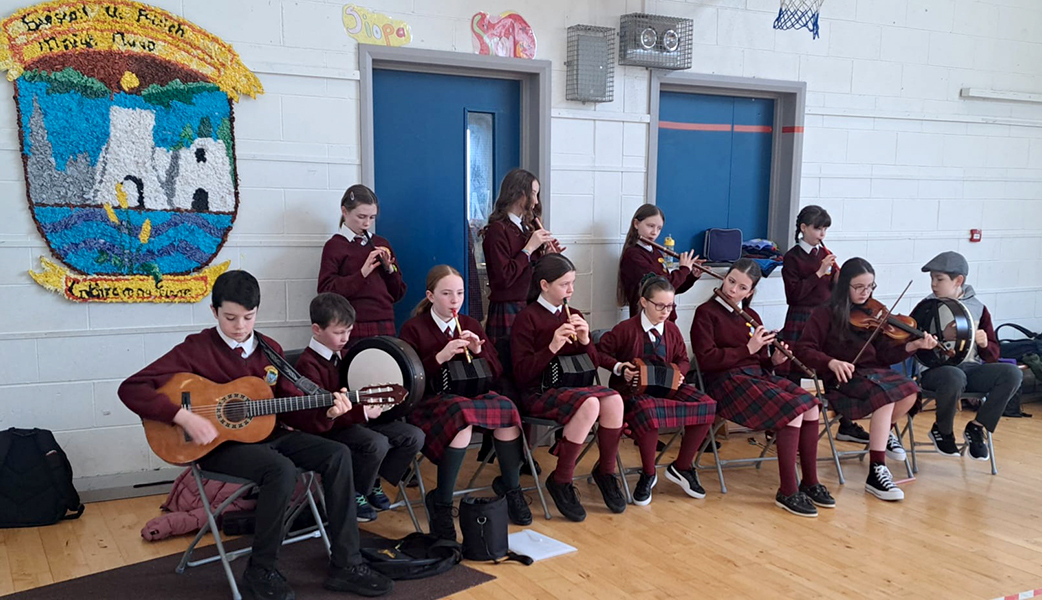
xmin=246 ymin=390 xmax=359 ymax=418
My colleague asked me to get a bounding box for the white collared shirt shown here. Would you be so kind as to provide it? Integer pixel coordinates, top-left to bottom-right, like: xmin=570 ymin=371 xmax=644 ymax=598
xmin=217 ymin=327 xmax=257 ymax=358
xmin=637 ymin=240 xmax=653 ymax=252
xmin=714 ymin=295 xmax=736 ymax=313
xmin=614 ymin=313 xmax=666 ymax=376
xmin=507 ymin=212 xmax=525 ymax=232
xmin=430 ymin=308 xmax=455 ymax=337
xmin=337 ymin=225 xmax=368 ymax=244
xmin=797 ymin=239 xmax=819 ymax=254
xmin=537 ymin=295 xmax=562 ymax=315
xmin=308 ymin=337 xmax=340 ymax=362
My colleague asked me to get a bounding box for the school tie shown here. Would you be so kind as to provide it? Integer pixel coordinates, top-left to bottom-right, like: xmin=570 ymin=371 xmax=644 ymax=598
xmin=330 ymin=353 xmax=340 ymax=367
xmin=810 ymin=247 xmax=819 ymax=257
xmin=236 ymin=346 xmax=247 ymax=359
xmin=650 ymin=329 xmax=667 ymax=359
xmin=445 ymin=326 xmax=455 ymax=341
xmin=353 ymin=235 xmax=365 ymax=245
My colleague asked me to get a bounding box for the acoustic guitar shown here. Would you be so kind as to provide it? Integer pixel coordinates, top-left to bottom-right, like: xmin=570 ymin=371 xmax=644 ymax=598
xmin=142 ymin=373 xmax=407 ymax=465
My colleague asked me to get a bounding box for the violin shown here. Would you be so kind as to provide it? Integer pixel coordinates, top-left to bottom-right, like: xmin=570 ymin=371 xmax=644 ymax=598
xmin=850 ymin=297 xmax=954 ymax=358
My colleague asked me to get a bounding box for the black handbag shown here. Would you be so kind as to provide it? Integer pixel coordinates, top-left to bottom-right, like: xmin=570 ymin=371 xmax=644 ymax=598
xmin=996 ymin=323 xmax=1042 ymax=361
xmin=458 ymin=496 xmax=532 ymax=565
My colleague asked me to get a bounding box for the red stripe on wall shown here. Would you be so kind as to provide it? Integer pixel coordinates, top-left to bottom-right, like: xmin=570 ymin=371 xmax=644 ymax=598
xmin=733 ymin=125 xmax=773 ymax=133
xmin=659 ymin=121 xmax=732 ymax=132
xmin=782 ymin=126 xmax=805 ymax=133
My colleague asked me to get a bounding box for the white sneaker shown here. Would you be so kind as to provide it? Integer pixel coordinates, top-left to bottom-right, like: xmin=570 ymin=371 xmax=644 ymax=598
xmin=865 ymin=463 xmax=904 ymax=501
xmin=885 ymin=432 xmax=906 ymax=462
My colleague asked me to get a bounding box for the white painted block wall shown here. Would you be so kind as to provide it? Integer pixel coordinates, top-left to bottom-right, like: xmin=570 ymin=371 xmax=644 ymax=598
xmin=0 ymin=0 xmax=1039 ymax=482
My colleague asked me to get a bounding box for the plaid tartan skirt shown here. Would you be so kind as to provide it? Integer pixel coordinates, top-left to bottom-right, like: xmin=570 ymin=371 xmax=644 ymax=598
xmin=778 ymin=305 xmax=814 ymax=345
xmin=705 ymin=367 xmax=820 ymax=432
xmin=348 ymin=320 xmax=396 ymax=343
xmin=825 ymin=368 xmax=920 ymax=421
xmin=408 ymin=392 xmax=521 ymax=463
xmin=485 ymin=301 xmax=526 ymax=346
xmin=625 ymin=383 xmax=717 ymax=437
xmin=521 ymin=385 xmax=617 ymax=426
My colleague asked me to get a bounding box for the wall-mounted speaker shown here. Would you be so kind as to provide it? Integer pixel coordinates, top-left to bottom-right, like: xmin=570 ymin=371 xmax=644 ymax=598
xmin=566 ymin=25 xmax=616 ymax=103
xmin=618 ymin=13 xmax=693 ymax=70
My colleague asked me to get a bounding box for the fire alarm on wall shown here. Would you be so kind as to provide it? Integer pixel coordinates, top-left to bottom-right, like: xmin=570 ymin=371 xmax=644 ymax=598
xmin=970 ymin=229 xmax=982 ymax=243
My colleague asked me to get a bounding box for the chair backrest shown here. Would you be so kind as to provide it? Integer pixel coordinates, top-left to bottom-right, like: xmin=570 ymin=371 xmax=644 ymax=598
xmin=591 ymin=328 xmax=610 ymax=345
xmin=687 ymin=351 xmax=706 ymax=392
xmin=284 ymin=348 xmax=305 ymax=367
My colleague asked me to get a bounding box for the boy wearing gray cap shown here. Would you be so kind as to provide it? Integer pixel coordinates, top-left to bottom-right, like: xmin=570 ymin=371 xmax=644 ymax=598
xmin=919 ymin=251 xmax=1022 ymax=460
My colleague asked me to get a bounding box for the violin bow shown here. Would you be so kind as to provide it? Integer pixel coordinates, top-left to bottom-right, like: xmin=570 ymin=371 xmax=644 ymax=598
xmin=851 ymin=280 xmax=913 ymax=365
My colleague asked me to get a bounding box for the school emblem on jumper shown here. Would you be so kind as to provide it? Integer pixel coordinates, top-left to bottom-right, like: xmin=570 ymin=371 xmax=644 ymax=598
xmin=0 ymin=1 xmax=263 ymax=302
xmin=264 ymin=366 xmax=279 ymax=386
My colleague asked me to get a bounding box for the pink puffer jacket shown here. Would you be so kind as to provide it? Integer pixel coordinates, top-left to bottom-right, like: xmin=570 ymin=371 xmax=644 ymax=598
xmin=141 ymin=468 xmax=256 ymax=541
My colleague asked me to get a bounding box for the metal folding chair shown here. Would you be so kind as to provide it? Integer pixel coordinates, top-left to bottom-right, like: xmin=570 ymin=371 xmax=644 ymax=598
xmin=176 ymin=463 xmax=331 ymax=600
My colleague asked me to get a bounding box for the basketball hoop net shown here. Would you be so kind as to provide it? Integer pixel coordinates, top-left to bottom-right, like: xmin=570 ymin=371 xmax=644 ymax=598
xmin=774 ymin=0 xmax=825 ymax=39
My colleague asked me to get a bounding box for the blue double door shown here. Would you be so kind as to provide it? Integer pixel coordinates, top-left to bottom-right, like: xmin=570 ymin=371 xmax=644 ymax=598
xmin=373 ymin=70 xmax=521 ymax=328
xmin=656 ymin=92 xmax=775 ymax=254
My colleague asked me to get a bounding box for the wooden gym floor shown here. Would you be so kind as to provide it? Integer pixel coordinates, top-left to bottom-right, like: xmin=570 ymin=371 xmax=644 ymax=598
xmin=2 ymin=409 xmax=1041 ymax=600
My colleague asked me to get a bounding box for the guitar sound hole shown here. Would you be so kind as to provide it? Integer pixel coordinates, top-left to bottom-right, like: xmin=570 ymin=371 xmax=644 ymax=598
xmin=217 ymin=393 xmax=252 ymax=429
xmin=223 ymin=400 xmax=248 ymax=423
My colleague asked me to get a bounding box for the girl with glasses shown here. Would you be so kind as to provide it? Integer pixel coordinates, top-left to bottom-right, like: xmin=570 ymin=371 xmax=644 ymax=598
xmin=691 ymin=259 xmax=833 ymax=517
xmin=795 ymin=257 xmax=938 ymax=502
xmin=595 ymin=276 xmax=718 ymax=506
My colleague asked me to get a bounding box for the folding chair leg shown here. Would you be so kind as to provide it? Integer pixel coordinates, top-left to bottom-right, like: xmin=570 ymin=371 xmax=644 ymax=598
xmin=906 ymin=416 xmax=920 ymax=475
xmin=655 ymin=430 xmax=682 ymax=464
xmin=893 ymin=423 xmax=914 ymax=479
xmin=397 ymin=480 xmax=423 ymax=533
xmin=465 ymin=438 xmax=497 ymax=490
xmin=821 ymin=410 xmax=846 ymax=484
xmin=183 ymin=467 xmax=242 ymax=600
xmin=521 ymin=426 xmax=552 ymax=520
xmin=987 ymin=431 xmax=997 ymax=476
xmin=304 ymin=481 xmax=331 ymax=556
xmin=616 ymin=453 xmax=633 ymax=504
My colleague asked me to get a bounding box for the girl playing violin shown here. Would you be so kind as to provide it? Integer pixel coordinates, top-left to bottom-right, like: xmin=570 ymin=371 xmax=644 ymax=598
xmin=318 ymin=184 xmax=405 ymax=341
xmin=780 ymin=206 xmax=869 ymax=445
xmin=399 ymin=266 xmax=530 ymax=540
xmin=795 ymin=257 xmax=938 ymax=502
xmin=691 ymin=258 xmax=833 ymax=517
xmin=618 ymin=205 xmax=704 ymax=323
xmin=596 ymin=276 xmax=717 ymax=505
xmin=511 ymin=254 xmax=627 ymax=521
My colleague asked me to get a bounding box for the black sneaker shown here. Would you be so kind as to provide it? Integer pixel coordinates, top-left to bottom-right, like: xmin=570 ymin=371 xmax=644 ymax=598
xmin=520 ymin=457 xmax=542 ymax=477
xmin=865 ymin=463 xmax=904 ymax=501
xmin=367 ymin=482 xmax=391 ymax=511
xmin=324 ymin=562 xmax=394 ymax=597
xmin=799 ymin=483 xmax=836 ymax=508
xmin=836 ymin=420 xmax=870 ymax=443
xmin=664 ymin=462 xmax=706 ymax=499
xmin=929 ymin=423 xmax=960 ymax=457
xmin=632 ymin=472 xmax=657 ymax=506
xmin=242 ymin=561 xmax=295 ymax=600
xmin=964 ymin=422 xmax=989 ymax=461
xmin=424 ymin=490 xmax=457 ymax=541
xmin=492 ymin=476 xmax=533 ymax=525
xmin=355 ymin=493 xmax=377 ymax=523
xmin=775 ymin=490 xmax=818 ymax=517
xmin=544 ymin=472 xmax=586 ymax=522
xmin=885 ymin=432 xmax=907 ymax=462
xmin=591 ymin=463 xmax=627 ymax=514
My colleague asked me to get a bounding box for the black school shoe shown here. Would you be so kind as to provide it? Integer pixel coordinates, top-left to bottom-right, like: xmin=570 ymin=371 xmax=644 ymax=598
xmin=929 ymin=422 xmax=961 ymax=457
xmin=664 ymin=462 xmax=706 ymax=499
xmin=632 ymin=472 xmax=657 ymax=506
xmin=799 ymin=483 xmax=836 ymax=508
xmin=324 ymin=562 xmax=394 ymax=597
xmin=964 ymin=422 xmax=989 ymax=461
xmin=492 ymin=476 xmax=533 ymax=525
xmin=591 ymin=463 xmax=627 ymax=514
xmin=242 ymin=561 xmax=295 ymax=600
xmin=544 ymin=472 xmax=586 ymax=522
xmin=836 ymin=420 xmax=870 ymax=443
xmin=424 ymin=490 xmax=457 ymax=541
xmin=775 ymin=490 xmax=818 ymax=518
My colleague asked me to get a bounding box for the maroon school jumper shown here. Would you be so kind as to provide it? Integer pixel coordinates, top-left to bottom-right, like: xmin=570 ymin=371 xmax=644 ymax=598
xmin=691 ymin=299 xmax=818 ymax=431
xmin=779 ymin=244 xmax=837 ymax=345
xmin=317 ymin=232 xmax=405 ymax=339
xmin=398 ymin=312 xmax=521 ymax=463
xmin=618 ymin=243 xmax=697 ymax=322
xmin=481 ymin=219 xmax=544 ymax=346
xmin=119 ymin=328 xmax=302 ymax=425
xmin=796 ymin=305 xmax=920 ymax=420
xmin=510 ymin=300 xmax=615 ymax=425
xmin=281 ymin=346 xmax=366 ymax=433
xmin=595 ymin=315 xmax=715 ymax=437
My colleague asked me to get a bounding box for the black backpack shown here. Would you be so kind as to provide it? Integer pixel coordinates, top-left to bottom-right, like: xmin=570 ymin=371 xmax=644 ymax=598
xmin=360 ymin=532 xmax=461 ymax=580
xmin=996 ymin=323 xmax=1042 ymax=361
xmin=0 ymin=428 xmax=84 ymax=528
